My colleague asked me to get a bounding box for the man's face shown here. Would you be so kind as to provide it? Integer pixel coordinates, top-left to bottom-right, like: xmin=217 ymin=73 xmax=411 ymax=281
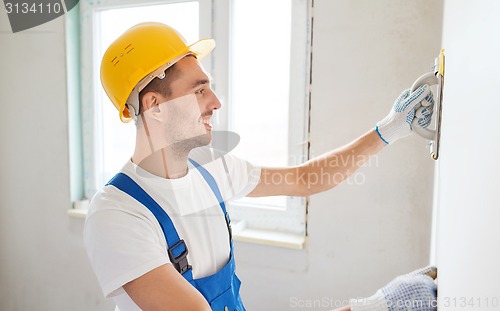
xmin=163 ymin=56 xmax=220 ymax=143
xmin=138 ymin=56 xmax=221 ymax=156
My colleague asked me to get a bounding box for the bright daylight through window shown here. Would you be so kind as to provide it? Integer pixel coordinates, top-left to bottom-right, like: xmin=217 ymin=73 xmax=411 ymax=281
xmin=229 ymin=0 xmax=292 ymax=209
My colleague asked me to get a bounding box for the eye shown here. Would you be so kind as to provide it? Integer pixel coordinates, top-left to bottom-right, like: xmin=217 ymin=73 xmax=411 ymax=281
xmin=195 ymin=88 xmax=206 ymax=95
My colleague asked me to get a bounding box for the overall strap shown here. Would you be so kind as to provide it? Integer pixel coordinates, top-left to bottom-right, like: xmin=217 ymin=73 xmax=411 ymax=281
xmin=106 ymin=173 xmax=193 ymax=280
xmin=188 ymin=158 xmax=233 ymax=244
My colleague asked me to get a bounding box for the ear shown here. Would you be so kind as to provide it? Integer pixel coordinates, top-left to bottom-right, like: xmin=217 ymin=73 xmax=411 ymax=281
xmin=140 ymin=92 xmax=164 ymax=112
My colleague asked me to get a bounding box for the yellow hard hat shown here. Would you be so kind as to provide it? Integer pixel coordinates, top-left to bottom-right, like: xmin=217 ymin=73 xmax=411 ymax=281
xmin=100 ymin=22 xmax=216 ymax=122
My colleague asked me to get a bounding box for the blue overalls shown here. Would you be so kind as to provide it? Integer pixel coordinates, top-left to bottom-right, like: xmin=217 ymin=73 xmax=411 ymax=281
xmin=106 ymin=159 xmax=246 ymax=311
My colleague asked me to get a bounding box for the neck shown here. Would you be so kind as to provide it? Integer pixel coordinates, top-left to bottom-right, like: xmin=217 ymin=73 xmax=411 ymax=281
xmin=131 ymin=113 xmax=192 ymax=179
xmin=132 ymin=145 xmax=190 ymax=179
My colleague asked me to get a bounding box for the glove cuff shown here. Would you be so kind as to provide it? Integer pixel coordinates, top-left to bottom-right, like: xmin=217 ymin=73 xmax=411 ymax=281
xmin=376 ymin=117 xmax=404 ymax=145
xmin=350 ymin=289 xmax=388 ymax=311
xmin=375 ymin=124 xmax=391 ymax=144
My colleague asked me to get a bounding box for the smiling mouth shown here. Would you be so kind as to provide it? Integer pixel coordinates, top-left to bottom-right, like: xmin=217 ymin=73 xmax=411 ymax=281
xmin=198 ymin=116 xmax=213 ymax=129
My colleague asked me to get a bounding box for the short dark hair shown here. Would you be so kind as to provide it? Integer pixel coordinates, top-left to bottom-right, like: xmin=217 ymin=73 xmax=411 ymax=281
xmin=138 ymin=62 xmax=182 ymax=113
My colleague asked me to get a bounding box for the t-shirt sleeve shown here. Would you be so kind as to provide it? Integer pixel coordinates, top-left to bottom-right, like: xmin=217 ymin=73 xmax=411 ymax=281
xmin=218 ymin=152 xmax=261 ymax=201
xmin=187 ymin=147 xmax=261 ymax=200
xmin=83 ymin=208 xmax=169 ymax=298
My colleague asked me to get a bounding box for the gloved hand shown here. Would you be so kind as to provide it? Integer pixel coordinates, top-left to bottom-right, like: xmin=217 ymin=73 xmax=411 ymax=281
xmin=350 ymin=266 xmax=437 ymax=311
xmin=376 ymin=85 xmax=435 ymax=144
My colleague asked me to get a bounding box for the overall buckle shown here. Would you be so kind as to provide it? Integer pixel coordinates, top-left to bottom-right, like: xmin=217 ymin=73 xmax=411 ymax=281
xmin=167 ymin=240 xmax=192 ymax=274
xmin=225 ymin=213 xmax=233 ymax=242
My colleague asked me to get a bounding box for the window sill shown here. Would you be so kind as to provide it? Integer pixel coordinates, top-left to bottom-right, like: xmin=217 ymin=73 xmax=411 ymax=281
xmin=232 ymin=220 xmax=305 ymax=250
xmin=67 ymin=206 xmax=306 ymax=250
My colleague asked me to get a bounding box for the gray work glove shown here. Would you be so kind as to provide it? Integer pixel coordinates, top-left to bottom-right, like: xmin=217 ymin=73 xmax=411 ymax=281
xmin=376 ymin=85 xmax=434 ymax=144
xmin=350 ymin=266 xmax=437 ymax=311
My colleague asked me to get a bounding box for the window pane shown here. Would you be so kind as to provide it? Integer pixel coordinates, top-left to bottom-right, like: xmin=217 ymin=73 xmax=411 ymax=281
xmin=230 ymin=0 xmax=292 ymax=208
xmin=95 ymin=2 xmax=200 ymax=186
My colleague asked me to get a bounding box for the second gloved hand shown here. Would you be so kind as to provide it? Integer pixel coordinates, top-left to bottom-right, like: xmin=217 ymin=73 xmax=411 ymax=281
xmin=376 ymin=85 xmax=435 ymax=144
xmin=350 ymin=266 xmax=437 ymax=311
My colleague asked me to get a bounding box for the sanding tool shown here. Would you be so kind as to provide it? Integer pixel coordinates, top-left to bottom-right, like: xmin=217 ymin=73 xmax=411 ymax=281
xmin=410 ymin=49 xmax=445 ymax=160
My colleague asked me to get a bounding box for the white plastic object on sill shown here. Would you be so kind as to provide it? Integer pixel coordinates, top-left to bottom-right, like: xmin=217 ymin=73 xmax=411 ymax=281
xmin=66 ymin=199 xmax=89 ymax=219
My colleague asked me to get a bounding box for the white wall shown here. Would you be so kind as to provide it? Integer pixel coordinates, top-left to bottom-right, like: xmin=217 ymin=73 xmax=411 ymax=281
xmin=436 ymin=1 xmax=500 ymax=310
xmin=0 ymin=10 xmax=114 ymax=311
xmin=0 ymin=1 xmax=442 ymax=310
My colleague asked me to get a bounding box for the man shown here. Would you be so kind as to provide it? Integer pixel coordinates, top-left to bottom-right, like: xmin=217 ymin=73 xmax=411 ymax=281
xmin=84 ymin=22 xmax=437 ymax=311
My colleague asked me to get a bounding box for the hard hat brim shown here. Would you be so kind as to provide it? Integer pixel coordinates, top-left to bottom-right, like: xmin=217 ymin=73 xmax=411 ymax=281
xmin=188 ymin=38 xmax=216 ymax=61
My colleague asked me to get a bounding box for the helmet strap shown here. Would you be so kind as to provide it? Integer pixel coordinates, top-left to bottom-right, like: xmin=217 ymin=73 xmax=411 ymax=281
xmin=126 ymin=90 xmax=140 ymax=120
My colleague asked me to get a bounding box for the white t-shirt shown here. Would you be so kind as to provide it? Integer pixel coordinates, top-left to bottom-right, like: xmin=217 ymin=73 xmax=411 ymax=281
xmin=83 ymin=150 xmax=261 ymax=311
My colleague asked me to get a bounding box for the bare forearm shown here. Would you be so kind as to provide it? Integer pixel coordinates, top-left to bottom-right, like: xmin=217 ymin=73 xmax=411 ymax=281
xmin=299 ymin=129 xmax=385 ymax=195
xmin=248 ymin=129 xmax=386 ymax=198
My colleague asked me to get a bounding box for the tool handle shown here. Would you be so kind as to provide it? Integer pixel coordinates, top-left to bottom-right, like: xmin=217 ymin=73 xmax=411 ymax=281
xmin=410 ymin=72 xmax=437 ymax=139
xmin=413 ymin=107 xmax=435 ymax=140
xmin=410 ymin=71 xmax=438 ymax=93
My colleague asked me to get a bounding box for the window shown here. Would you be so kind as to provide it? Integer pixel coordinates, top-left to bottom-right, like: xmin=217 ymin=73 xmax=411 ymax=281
xmin=78 ymin=0 xmax=312 ymax=247
xmin=213 ymin=0 xmax=312 ymax=243
xmin=230 ymin=0 xmax=292 ymax=208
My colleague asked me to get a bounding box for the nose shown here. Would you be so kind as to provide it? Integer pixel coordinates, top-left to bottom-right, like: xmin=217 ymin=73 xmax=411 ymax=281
xmin=209 ymin=89 xmax=222 ymax=111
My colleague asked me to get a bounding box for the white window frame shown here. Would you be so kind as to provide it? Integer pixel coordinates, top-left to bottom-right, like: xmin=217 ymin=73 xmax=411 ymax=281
xmin=78 ymin=0 xmax=313 ymax=248
xmin=211 ymin=0 xmax=313 ymax=247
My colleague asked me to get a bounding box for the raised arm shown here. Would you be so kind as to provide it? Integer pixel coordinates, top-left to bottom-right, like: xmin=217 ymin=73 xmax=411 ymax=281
xmin=248 ymin=85 xmax=434 ymax=198
xmin=248 ymin=129 xmax=384 ymax=197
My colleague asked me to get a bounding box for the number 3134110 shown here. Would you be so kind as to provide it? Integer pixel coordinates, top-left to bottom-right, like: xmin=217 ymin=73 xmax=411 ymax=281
xmin=5 ymin=2 xmax=62 ymax=14
xmin=443 ymin=296 xmax=499 ymax=308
